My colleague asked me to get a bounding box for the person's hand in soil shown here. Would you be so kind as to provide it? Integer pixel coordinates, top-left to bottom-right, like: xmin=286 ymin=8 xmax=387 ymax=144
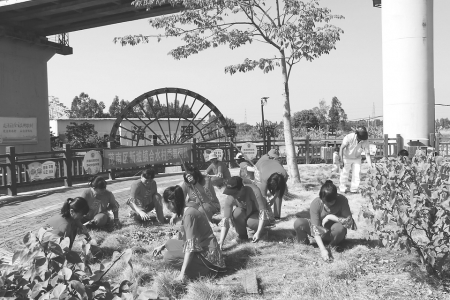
xmin=252 ymin=231 xmax=262 ymax=243
xmin=152 ymin=245 xmax=165 ymax=257
xmin=139 ymin=211 xmax=151 ymax=221
xmin=320 ymin=248 xmax=330 ymax=261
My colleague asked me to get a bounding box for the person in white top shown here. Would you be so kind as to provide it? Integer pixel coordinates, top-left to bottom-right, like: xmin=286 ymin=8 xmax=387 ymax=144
xmin=331 ymin=146 xmax=340 ymax=173
xmin=339 ymin=126 xmax=372 ymax=193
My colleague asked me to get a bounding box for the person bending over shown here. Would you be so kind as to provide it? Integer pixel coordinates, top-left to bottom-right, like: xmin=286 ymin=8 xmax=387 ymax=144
xmin=127 ymin=168 xmax=165 ymax=223
xmin=294 ymin=180 xmax=356 ymax=261
xmin=40 ymin=197 xmax=91 ymax=249
xmin=152 ymin=186 xmax=226 ymax=281
xmin=219 ymin=177 xmax=270 ymax=248
xmin=81 ymin=176 xmax=120 ymax=227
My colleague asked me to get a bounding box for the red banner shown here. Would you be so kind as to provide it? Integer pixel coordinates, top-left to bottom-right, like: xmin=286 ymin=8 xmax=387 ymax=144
xmin=103 ymin=144 xmax=192 ymax=169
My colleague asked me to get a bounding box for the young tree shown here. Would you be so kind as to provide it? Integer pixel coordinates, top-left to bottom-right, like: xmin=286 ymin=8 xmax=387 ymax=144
xmin=69 ymin=93 xmax=108 ymax=118
xmin=292 ymin=109 xmax=319 ymax=129
xmin=328 ymin=96 xmax=347 ymax=133
xmin=48 ymin=96 xmax=69 ymax=119
xmin=312 ymin=99 xmax=329 ymax=128
xmin=65 ymin=122 xmax=107 ymax=148
xmin=115 ymin=0 xmax=344 ymax=184
xmin=109 ymin=96 xmax=122 ymax=117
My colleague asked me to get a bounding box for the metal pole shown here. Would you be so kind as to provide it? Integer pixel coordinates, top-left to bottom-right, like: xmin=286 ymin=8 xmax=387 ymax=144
xmin=261 ymin=103 xmax=266 ymax=154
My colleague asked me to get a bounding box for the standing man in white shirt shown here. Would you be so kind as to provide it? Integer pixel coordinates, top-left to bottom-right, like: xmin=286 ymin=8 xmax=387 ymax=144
xmin=339 ymin=126 xmax=372 ymax=193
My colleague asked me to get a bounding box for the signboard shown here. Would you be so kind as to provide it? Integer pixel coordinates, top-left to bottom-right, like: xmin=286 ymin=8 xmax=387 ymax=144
xmin=103 ymin=144 xmax=192 ymax=169
xmin=83 ymin=150 xmax=103 ymax=175
xmin=27 ymin=161 xmax=56 ymax=181
xmin=241 ymin=142 xmax=258 ymax=160
xmin=278 ymin=146 xmax=287 ymax=157
xmin=213 ymin=149 xmax=224 ymax=161
xmin=0 ymin=117 xmax=37 ymax=145
xmin=369 ymin=144 xmax=377 ymax=156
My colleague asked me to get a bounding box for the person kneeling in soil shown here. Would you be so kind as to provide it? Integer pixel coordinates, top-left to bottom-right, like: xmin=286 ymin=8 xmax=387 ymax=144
xmin=219 ymin=177 xmax=271 ymax=248
xmin=127 ymin=168 xmax=165 ymax=223
xmin=81 ymin=176 xmax=120 ymax=228
xmin=40 ymin=197 xmax=91 ymax=249
xmin=170 ymin=165 xmax=220 ymax=224
xmin=293 ymin=180 xmax=357 ymax=261
xmin=153 ymin=186 xmax=226 ymax=281
xmin=204 ymin=152 xmax=231 ymax=188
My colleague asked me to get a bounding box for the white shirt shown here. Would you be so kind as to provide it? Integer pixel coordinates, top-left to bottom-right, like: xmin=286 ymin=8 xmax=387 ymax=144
xmin=341 ymin=133 xmax=370 ymax=160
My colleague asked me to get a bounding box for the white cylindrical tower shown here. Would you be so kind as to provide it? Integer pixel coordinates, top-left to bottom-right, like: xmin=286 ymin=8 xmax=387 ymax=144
xmin=382 ymin=0 xmax=434 ymax=142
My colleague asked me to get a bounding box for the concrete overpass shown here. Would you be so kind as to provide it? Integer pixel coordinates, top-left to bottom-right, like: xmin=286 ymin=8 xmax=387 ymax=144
xmin=0 ymin=0 xmax=181 ymax=153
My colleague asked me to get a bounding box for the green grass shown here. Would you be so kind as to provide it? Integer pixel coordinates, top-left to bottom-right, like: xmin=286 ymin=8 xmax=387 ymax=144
xmin=64 ymin=164 xmax=450 ymax=299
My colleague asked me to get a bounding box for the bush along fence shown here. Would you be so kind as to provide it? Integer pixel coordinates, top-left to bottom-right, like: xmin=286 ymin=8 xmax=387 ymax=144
xmin=0 ymin=133 xmax=444 ymax=196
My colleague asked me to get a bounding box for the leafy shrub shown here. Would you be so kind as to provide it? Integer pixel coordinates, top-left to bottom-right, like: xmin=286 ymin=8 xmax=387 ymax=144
xmin=0 ymin=230 xmax=144 ymax=299
xmin=360 ymin=153 xmax=450 ymax=275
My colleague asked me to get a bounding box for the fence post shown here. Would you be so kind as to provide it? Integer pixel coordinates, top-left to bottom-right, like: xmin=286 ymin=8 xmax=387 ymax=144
xmin=6 ymin=146 xmax=17 ymax=196
xmin=63 ymin=144 xmax=73 ymax=187
xmin=267 ymin=135 xmax=271 ymax=152
xmin=383 ymin=134 xmax=389 ymax=158
xmin=435 ymin=134 xmax=440 ymax=153
xmin=107 ymin=142 xmax=116 ymax=180
xmin=305 ymin=135 xmax=310 ymax=164
xmin=396 ymin=134 xmax=403 ymax=157
xmin=192 ymin=138 xmax=197 ymax=168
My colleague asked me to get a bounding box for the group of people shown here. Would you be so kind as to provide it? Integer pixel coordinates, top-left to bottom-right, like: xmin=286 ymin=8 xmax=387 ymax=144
xmin=40 ymin=128 xmax=374 ymax=281
xmin=38 ymin=147 xmax=291 ymax=280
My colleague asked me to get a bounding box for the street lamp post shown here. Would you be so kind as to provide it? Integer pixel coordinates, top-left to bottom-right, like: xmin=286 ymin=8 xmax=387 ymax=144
xmin=261 ymin=97 xmax=268 ymax=154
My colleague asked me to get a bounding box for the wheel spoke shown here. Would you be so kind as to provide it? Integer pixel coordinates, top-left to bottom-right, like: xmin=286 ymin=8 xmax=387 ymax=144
xmin=118 ymin=125 xmax=153 ymax=144
xmin=148 ymin=96 xmax=170 ymax=144
xmin=176 ymin=117 xmax=206 ymax=144
xmin=174 ymin=93 xmax=188 ymax=143
xmin=178 ymin=109 xmax=214 ymax=143
xmin=140 ymin=99 xmax=166 ymax=145
xmin=166 ymin=91 xmax=172 ymax=143
xmin=155 ymin=94 xmax=170 ymax=144
xmin=136 ymin=101 xmax=166 ymax=145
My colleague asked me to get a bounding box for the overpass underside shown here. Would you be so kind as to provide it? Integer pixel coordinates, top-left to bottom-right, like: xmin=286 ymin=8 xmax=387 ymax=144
xmin=0 ymin=0 xmax=181 ymax=154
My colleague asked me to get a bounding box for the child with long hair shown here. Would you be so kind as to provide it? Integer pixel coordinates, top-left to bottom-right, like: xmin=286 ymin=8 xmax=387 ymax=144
xmin=40 ymin=197 xmax=91 ymax=249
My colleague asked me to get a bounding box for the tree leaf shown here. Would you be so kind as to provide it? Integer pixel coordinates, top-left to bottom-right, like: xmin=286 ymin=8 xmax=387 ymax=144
xmin=30 ymin=282 xmax=43 ymax=299
xmin=70 ymin=280 xmax=88 ymax=300
xmin=48 ymin=242 xmax=64 ymax=257
xmin=23 ymin=232 xmax=36 ymax=247
xmin=121 ymin=249 xmax=132 ymax=265
xmin=66 ymin=251 xmax=82 ymax=264
xmin=52 ymin=283 xmax=67 ymax=298
xmin=59 ymin=237 xmax=71 ymax=251
xmin=90 ymin=270 xmax=104 ymax=282
xmin=59 ymin=267 xmax=72 ymax=281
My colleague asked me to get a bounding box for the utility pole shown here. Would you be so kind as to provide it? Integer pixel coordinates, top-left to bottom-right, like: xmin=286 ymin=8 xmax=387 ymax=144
xmin=261 ymin=97 xmax=269 ymax=154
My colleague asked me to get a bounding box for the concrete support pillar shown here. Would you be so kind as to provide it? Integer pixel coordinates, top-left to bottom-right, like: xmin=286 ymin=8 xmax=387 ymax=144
xmin=0 ymin=37 xmax=56 ymax=153
xmin=382 ymin=0 xmax=434 ymax=142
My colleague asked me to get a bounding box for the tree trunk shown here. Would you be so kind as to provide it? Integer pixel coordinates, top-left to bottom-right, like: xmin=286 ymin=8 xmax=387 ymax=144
xmin=280 ymin=50 xmax=301 ymax=184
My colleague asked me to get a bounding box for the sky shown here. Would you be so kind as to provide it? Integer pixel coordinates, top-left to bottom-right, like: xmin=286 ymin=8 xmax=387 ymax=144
xmin=46 ymin=0 xmax=450 ymax=125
